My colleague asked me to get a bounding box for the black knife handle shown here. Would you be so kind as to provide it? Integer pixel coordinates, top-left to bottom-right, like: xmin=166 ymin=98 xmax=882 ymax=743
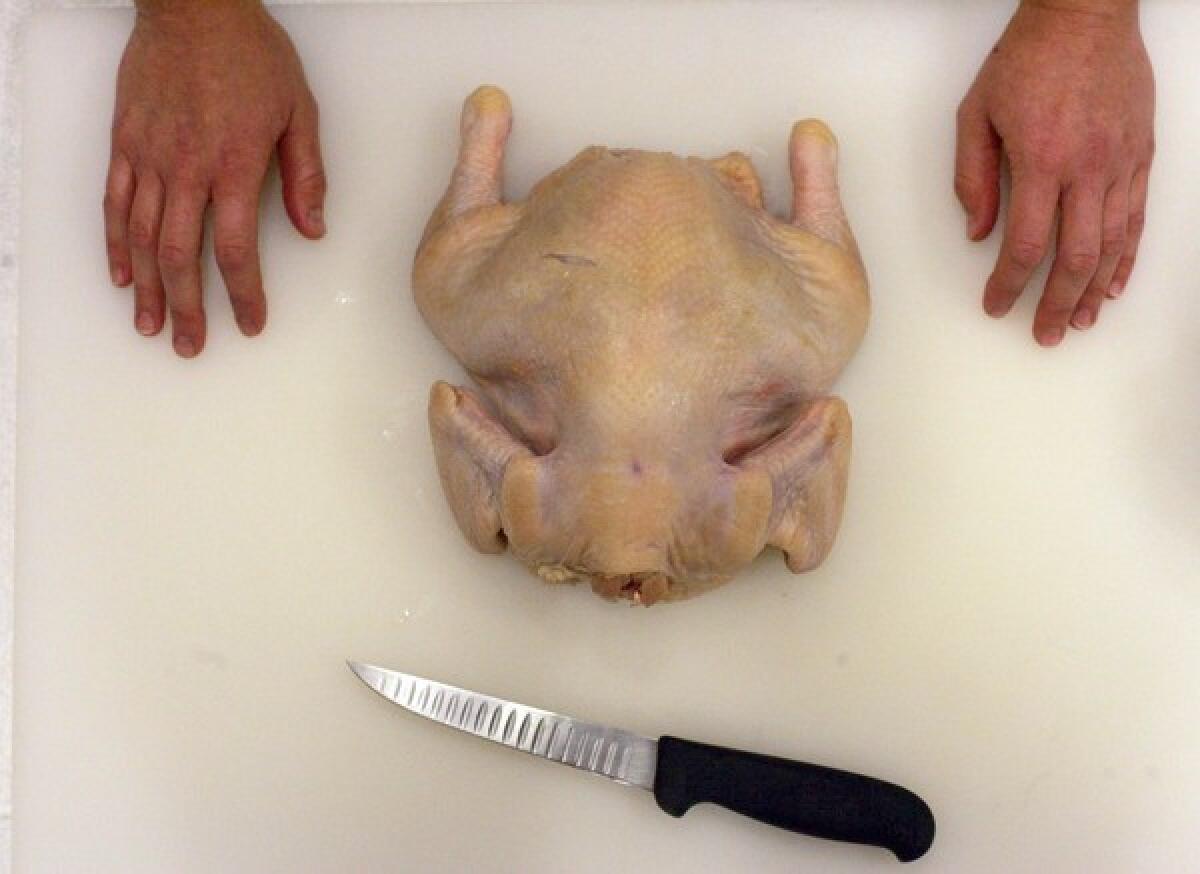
xmin=653 ymin=736 xmax=935 ymax=862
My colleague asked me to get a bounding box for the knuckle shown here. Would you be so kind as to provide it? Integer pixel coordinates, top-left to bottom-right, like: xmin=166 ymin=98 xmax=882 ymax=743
xmin=113 ymin=135 xmax=139 ymax=160
xmin=292 ymin=163 xmax=327 ymax=196
xmin=133 ymin=282 xmax=160 ymax=302
xmin=172 ymin=122 xmax=202 ymax=157
xmin=1101 ymin=226 xmax=1126 ymax=255
xmin=170 ymin=302 xmax=203 ymax=322
xmin=295 ymin=95 xmax=321 ymax=129
xmin=1127 ymin=209 xmax=1146 ymax=237
xmin=1020 ymin=138 xmax=1063 ymax=176
xmin=128 ymin=219 xmax=156 ymax=250
xmin=226 ymin=287 xmax=261 ymax=309
xmin=157 ymin=240 xmax=194 ymax=272
xmin=1078 ymin=132 xmax=1112 ymax=175
xmin=1008 ymin=239 xmax=1046 ymax=270
xmin=218 ymin=148 xmax=260 ymax=180
xmin=1040 ymin=292 xmax=1077 ymax=317
xmin=956 ymin=87 xmax=981 ymax=115
xmin=112 ymin=106 xmax=137 ymax=132
xmin=955 ymin=100 xmax=971 ymax=126
xmin=102 ymin=191 xmax=123 ymax=216
xmin=169 ymin=159 xmax=205 ymax=190
xmin=111 ymin=113 xmax=142 ymax=155
xmin=953 ymin=171 xmax=979 ymax=202
xmin=1141 ymin=136 xmax=1156 ymax=163
xmin=1060 ymin=249 xmax=1100 ymax=278
xmin=1043 ymin=303 xmax=1075 ymax=324
xmin=215 ymin=239 xmax=255 ymax=272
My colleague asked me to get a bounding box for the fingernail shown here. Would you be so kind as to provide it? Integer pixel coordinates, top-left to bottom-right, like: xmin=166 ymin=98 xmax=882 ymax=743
xmin=1071 ymin=309 xmax=1094 ymax=330
xmin=135 ymin=311 xmax=156 ymax=335
xmin=1039 ymin=328 xmax=1064 ymax=347
xmin=111 ymin=265 xmax=129 ymax=286
xmin=984 ymin=300 xmax=1007 ymax=318
xmin=307 ymin=207 xmax=325 ymax=234
xmin=237 ymin=314 xmax=261 ymax=337
xmin=1107 ymin=281 xmax=1124 ymax=299
xmin=174 ymin=335 xmax=196 ymax=358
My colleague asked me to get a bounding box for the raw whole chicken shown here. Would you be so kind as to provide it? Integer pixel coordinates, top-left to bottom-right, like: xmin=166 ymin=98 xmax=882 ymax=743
xmin=414 ymin=86 xmax=868 ymax=604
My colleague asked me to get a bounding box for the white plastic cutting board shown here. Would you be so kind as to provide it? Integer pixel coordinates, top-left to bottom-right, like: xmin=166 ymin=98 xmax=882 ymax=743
xmin=14 ymin=3 xmax=1200 ymax=872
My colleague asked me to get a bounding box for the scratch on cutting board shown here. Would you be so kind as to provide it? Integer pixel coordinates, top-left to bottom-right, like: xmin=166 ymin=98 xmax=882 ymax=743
xmin=191 ymin=647 xmax=229 ymax=671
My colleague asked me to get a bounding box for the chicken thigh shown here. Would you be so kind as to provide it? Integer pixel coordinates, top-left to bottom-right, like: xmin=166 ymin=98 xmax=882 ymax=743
xmin=414 ymin=86 xmax=868 ymax=604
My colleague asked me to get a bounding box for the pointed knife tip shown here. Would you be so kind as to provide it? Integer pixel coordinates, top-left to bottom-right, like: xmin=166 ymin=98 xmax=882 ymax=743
xmin=347 ymin=660 xmax=389 ymax=692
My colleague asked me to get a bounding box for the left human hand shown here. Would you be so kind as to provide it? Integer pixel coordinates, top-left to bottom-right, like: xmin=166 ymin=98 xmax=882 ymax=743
xmin=954 ymin=0 xmax=1154 ymax=346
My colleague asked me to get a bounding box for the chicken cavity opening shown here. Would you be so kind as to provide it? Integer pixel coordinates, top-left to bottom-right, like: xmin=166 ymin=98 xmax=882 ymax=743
xmin=590 ymin=570 xmax=672 ymax=606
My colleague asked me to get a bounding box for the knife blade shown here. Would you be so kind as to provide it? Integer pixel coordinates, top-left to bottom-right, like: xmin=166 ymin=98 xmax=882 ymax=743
xmin=348 ymin=661 xmax=935 ymax=862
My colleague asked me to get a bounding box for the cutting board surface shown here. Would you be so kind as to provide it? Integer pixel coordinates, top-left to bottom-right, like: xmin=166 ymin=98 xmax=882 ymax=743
xmin=14 ymin=3 xmax=1200 ymax=872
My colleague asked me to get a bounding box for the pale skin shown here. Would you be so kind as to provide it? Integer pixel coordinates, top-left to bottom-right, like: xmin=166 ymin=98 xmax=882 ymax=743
xmin=105 ymin=0 xmax=1153 ymax=354
xmin=416 ymin=87 xmax=867 ymax=602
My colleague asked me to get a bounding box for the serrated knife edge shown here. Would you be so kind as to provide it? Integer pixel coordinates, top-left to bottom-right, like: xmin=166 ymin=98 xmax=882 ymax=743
xmin=348 ymin=661 xmax=658 ymax=790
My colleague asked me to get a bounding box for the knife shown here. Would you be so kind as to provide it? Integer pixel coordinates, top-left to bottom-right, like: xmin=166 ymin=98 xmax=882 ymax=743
xmin=348 ymin=662 xmax=935 ymax=861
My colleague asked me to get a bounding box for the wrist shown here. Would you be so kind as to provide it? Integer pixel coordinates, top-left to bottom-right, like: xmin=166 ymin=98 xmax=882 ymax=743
xmin=135 ymin=0 xmax=267 ymax=36
xmin=1020 ymin=0 xmax=1138 ymax=23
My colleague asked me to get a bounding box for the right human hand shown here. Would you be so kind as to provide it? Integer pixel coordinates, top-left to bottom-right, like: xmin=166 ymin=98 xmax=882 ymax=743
xmin=104 ymin=1 xmax=327 ymax=357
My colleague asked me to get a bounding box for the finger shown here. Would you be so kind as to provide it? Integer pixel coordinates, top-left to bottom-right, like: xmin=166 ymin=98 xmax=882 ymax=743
xmin=158 ymin=179 xmax=210 ymax=358
xmin=103 ymin=154 xmax=135 ymax=286
xmin=1109 ymin=165 xmax=1149 ymax=298
xmin=128 ymin=171 xmax=166 ymax=337
xmin=1034 ymin=184 xmax=1104 ymax=346
xmin=278 ymin=95 xmax=326 ymax=239
xmin=212 ymin=166 xmax=268 ymax=337
xmin=983 ymin=172 xmax=1059 ymax=318
xmin=1071 ymin=179 xmax=1128 ymax=330
xmin=954 ymin=95 xmax=1002 ymax=241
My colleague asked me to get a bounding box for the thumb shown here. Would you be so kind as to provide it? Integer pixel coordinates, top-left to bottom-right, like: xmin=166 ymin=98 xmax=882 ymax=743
xmin=954 ymin=95 xmax=1001 ymax=241
xmin=279 ymin=96 xmax=327 ymax=239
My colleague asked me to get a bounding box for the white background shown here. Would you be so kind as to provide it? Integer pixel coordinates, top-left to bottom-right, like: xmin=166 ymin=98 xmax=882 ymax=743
xmin=9 ymin=2 xmax=1200 ymax=871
